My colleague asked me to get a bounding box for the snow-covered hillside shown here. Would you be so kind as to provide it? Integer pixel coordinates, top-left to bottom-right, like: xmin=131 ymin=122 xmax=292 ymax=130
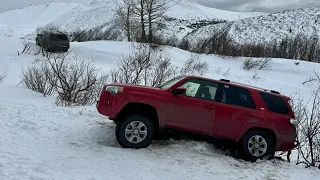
xmin=1 ymin=2 xmax=320 ymax=179
xmin=0 ymin=0 xmax=266 ymax=41
xmin=189 ymin=6 xmax=320 ymax=44
xmin=1 ymin=26 xmax=320 ymax=179
xmin=1 ymin=0 xmax=319 ymax=45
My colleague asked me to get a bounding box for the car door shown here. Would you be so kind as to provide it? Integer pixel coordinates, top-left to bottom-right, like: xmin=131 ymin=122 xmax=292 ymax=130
xmin=165 ymin=78 xmax=219 ymax=136
xmin=213 ymin=83 xmax=259 ymax=140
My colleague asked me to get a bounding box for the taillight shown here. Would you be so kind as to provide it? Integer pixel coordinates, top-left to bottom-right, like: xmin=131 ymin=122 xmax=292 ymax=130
xmin=105 ymin=86 xmax=124 ymax=94
xmin=290 ymin=118 xmax=299 ymax=130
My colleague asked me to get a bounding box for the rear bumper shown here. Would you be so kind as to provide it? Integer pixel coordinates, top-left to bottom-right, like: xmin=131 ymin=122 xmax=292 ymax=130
xmin=277 ymin=133 xmax=297 ymax=151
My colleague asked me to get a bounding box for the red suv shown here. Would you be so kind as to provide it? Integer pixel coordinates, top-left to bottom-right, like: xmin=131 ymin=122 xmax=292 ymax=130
xmin=97 ymin=76 xmax=298 ymax=161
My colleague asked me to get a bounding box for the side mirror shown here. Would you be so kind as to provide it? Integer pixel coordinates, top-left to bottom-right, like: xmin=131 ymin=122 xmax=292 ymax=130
xmin=172 ymin=87 xmax=186 ymax=95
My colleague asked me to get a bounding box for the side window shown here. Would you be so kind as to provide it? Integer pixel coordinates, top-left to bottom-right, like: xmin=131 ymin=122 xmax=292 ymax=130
xmin=180 ymin=81 xmax=200 ymax=97
xmin=178 ymin=79 xmax=218 ymax=101
xmin=259 ymin=92 xmax=289 ymax=114
xmin=217 ymin=84 xmax=256 ymax=109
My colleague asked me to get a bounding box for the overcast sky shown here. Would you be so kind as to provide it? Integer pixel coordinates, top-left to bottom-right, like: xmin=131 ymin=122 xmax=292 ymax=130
xmin=0 ymin=0 xmax=319 ymax=13
xmin=195 ymin=0 xmax=320 ymax=13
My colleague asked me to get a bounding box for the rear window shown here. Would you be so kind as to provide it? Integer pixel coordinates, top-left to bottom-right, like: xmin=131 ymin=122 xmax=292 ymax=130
xmin=58 ymin=34 xmax=68 ymax=40
xmin=259 ymin=92 xmax=289 ymax=114
xmin=50 ymin=34 xmax=68 ymax=41
xmin=217 ymin=84 xmax=256 ymax=109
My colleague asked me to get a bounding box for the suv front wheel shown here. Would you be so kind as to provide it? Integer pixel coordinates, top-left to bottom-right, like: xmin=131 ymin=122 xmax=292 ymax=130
xmin=116 ymin=115 xmax=154 ymax=148
xmin=240 ymin=130 xmax=275 ymax=161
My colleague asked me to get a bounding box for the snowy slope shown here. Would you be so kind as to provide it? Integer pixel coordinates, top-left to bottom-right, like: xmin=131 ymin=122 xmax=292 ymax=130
xmin=1 ymin=1 xmax=318 ymax=45
xmin=1 ymin=12 xmax=320 ymax=179
xmin=189 ymin=6 xmax=320 ymax=44
xmin=0 ymin=2 xmax=81 ymax=29
xmin=166 ymin=1 xmax=265 ymax=22
xmin=0 ymin=1 xmax=266 ymax=41
xmin=1 ymin=83 xmax=320 ymax=180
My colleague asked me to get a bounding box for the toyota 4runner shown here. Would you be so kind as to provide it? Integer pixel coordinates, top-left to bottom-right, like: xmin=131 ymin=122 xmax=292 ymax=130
xmin=96 ymin=76 xmax=298 ymax=161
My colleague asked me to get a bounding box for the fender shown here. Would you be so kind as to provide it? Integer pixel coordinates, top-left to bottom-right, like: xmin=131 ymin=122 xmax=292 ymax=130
xmin=235 ymin=123 xmax=280 ymax=145
xmin=114 ymin=92 xmax=165 ymax=125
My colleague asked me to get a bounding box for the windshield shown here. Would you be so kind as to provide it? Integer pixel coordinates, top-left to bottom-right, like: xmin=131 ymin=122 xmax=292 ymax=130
xmin=159 ymin=76 xmax=185 ymax=89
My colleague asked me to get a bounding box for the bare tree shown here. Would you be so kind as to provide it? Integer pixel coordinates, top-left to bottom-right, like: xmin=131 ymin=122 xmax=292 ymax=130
xmin=114 ymin=0 xmax=135 ymax=42
xmin=124 ymin=0 xmax=177 ymax=43
xmin=131 ymin=0 xmax=147 ymax=42
xmin=145 ymin=0 xmax=171 ymax=43
xmin=292 ymin=87 xmax=320 ymax=168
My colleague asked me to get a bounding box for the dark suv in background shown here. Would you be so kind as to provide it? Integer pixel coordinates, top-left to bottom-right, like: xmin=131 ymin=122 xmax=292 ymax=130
xmin=36 ymin=32 xmax=70 ymax=52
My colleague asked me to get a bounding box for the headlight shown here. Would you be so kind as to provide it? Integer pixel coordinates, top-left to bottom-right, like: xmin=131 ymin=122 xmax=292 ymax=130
xmin=105 ymin=86 xmax=124 ymax=94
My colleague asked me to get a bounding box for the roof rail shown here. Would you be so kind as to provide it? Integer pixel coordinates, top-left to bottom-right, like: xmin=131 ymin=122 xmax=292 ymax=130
xmin=226 ymin=81 xmax=281 ymax=95
xmin=220 ymin=79 xmax=230 ymax=82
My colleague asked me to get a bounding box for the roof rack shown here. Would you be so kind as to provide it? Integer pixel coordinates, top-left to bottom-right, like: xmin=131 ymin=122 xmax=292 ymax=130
xmin=220 ymin=79 xmax=281 ymax=95
xmin=220 ymin=79 xmax=230 ymax=82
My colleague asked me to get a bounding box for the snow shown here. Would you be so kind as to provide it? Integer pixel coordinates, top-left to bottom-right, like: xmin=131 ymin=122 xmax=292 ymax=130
xmin=1 ymin=2 xmax=320 ymax=180
xmin=1 ymin=83 xmax=320 ymax=179
xmin=0 ymin=1 xmax=267 ymax=42
xmin=189 ymin=6 xmax=320 ymax=44
xmin=0 ymin=2 xmax=81 ymax=29
xmin=166 ymin=1 xmax=266 ymax=22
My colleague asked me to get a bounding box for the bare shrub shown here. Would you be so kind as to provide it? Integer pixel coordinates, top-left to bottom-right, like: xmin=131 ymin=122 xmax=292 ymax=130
xmin=36 ymin=24 xmax=61 ymax=35
xmin=144 ymin=55 xmax=177 ymax=87
xmin=292 ymin=87 xmax=320 ymax=168
xmin=214 ymin=67 xmax=222 ymax=74
xmin=189 ymin=26 xmax=320 ymax=62
xmin=242 ymin=57 xmax=260 ymax=70
xmin=180 ymin=53 xmax=208 ymax=76
xmin=258 ymin=58 xmax=272 ymax=70
xmin=21 ymin=40 xmax=32 ymax=54
xmin=22 ymin=63 xmax=56 ymax=97
xmin=70 ymin=25 xmax=122 ymax=42
xmin=164 ymin=36 xmax=179 ymax=47
xmin=223 ymin=68 xmax=231 ymax=77
xmin=108 ymin=45 xmax=208 ymax=87
xmin=44 ymin=54 xmax=98 ymax=106
xmin=303 ymin=70 xmax=320 ymax=85
xmin=178 ymin=38 xmax=190 ymax=50
xmin=252 ymin=71 xmax=261 ymax=80
xmin=93 ymin=74 xmax=109 ymax=100
xmin=110 ymin=44 xmax=154 ymax=84
xmin=23 ymin=53 xmax=99 ymax=106
xmin=0 ymin=72 xmax=7 ymax=83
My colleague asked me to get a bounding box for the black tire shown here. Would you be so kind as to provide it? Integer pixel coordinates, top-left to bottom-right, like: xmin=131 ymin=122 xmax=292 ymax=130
xmin=116 ymin=115 xmax=154 ymax=148
xmin=240 ymin=130 xmax=275 ymax=162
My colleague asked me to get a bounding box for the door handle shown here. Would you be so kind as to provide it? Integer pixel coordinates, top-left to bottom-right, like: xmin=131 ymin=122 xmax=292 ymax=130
xmin=205 ymin=105 xmax=215 ymax=110
xmin=244 ymin=113 xmax=255 ymax=117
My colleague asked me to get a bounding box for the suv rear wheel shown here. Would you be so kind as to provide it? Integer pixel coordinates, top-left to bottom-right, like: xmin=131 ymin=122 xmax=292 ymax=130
xmin=116 ymin=115 xmax=154 ymax=148
xmin=240 ymin=130 xmax=275 ymax=161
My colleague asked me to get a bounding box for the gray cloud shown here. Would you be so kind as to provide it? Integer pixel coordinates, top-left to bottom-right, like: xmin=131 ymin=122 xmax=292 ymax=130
xmin=192 ymin=0 xmax=320 ymax=13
